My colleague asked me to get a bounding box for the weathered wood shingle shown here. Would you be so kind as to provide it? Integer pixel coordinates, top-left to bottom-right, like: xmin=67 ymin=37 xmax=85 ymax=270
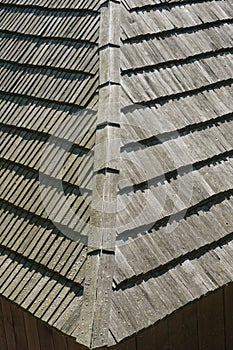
xmin=0 ymin=0 xmax=101 ymax=344
xmin=111 ymin=0 xmax=233 ymax=344
xmin=0 ymin=0 xmax=233 ymax=348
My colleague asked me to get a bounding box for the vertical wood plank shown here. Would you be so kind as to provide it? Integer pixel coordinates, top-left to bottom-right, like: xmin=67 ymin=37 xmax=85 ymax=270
xmin=66 ymin=338 xmax=77 ymax=350
xmin=10 ymin=303 xmax=28 ymax=350
xmin=24 ymin=312 xmax=41 ymax=350
xmin=137 ymin=319 xmax=168 ymax=350
xmin=224 ymin=284 xmax=233 ymax=350
xmin=52 ymin=330 xmax=68 ymax=350
xmin=1 ymin=298 xmax=17 ymax=350
xmin=37 ymin=321 xmax=55 ymax=350
xmin=197 ymin=289 xmax=225 ymax=350
xmin=0 ymin=299 xmax=8 ymax=350
xmin=66 ymin=337 xmax=87 ymax=350
xmin=110 ymin=337 xmax=137 ymax=350
xmin=168 ymin=303 xmax=198 ymax=350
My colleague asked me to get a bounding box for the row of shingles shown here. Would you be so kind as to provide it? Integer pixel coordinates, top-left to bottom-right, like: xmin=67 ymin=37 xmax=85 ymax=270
xmin=116 ymin=153 xmax=233 ymax=234
xmin=122 ymin=0 xmax=200 ymax=10
xmin=121 ymin=52 xmax=233 ymax=103
xmin=0 ymin=62 xmax=98 ymax=108
xmin=121 ymin=0 xmax=233 ymax=103
xmin=2 ymin=2 xmax=96 ymax=272
xmin=0 ymin=32 xmax=98 ymax=75
xmin=0 ymin=244 xmax=84 ymax=338
xmin=114 ymin=193 xmax=233 ymax=284
xmin=117 ymin=7 xmax=233 ymax=228
xmin=120 ymin=114 xmax=233 ymax=187
xmin=0 ymin=200 xmax=87 ymax=284
xmin=0 ymin=1 xmax=100 ymax=331
xmin=0 ymin=3 xmax=99 ymax=42
xmin=114 ymin=0 xmax=233 ymax=288
xmin=0 ymin=4 xmax=99 ymax=108
xmin=121 ymin=22 xmax=233 ymax=71
xmin=110 ymin=223 xmax=233 ymax=343
xmin=121 ymin=0 xmax=233 ymax=41
xmin=121 ymin=83 xmax=233 ymax=143
xmin=0 ymin=0 xmax=104 ymax=10
xmin=0 ymin=93 xmax=96 ymax=150
xmin=0 ymin=120 xmax=94 ymax=189
xmin=0 ymin=2 xmax=97 ymax=230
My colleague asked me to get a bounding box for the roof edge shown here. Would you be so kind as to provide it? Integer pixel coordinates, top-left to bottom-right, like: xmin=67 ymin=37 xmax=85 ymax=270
xmin=75 ymin=1 xmax=122 ymax=348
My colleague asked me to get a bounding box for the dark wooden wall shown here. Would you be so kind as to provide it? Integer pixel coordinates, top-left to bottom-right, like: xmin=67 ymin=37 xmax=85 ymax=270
xmin=0 ymin=296 xmax=86 ymax=350
xmin=1 ymin=283 xmax=233 ymax=350
xmin=110 ymin=283 xmax=233 ymax=350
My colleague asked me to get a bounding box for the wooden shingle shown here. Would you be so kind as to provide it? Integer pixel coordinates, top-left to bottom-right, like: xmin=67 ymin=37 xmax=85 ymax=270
xmin=0 ymin=0 xmax=233 ymax=348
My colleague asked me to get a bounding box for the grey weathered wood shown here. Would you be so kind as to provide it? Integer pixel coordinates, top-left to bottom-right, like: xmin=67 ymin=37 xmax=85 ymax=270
xmin=0 ymin=0 xmax=233 ymax=348
xmin=76 ymin=0 xmax=122 ymax=347
xmin=121 ymin=2 xmax=233 ymax=40
xmin=122 ymin=53 xmax=233 ymax=103
xmin=75 ymin=253 xmax=99 ymax=347
xmin=91 ymin=253 xmax=115 ymax=348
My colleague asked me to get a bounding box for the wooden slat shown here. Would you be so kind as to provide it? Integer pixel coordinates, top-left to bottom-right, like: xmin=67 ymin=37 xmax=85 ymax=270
xmin=0 ymin=299 xmax=8 ymax=350
xmin=10 ymin=303 xmax=28 ymax=350
xmin=52 ymin=330 xmax=68 ymax=350
xmin=110 ymin=337 xmax=137 ymax=350
xmin=137 ymin=318 xmax=168 ymax=350
xmin=122 ymin=53 xmax=233 ymax=104
xmin=224 ymin=283 xmax=233 ymax=350
xmin=0 ymin=0 xmax=103 ymax=10
xmin=67 ymin=337 xmax=87 ymax=350
xmin=37 ymin=322 xmax=55 ymax=350
xmin=23 ymin=312 xmax=41 ymax=350
xmin=197 ymin=289 xmax=225 ymax=350
xmin=168 ymin=303 xmax=198 ymax=350
xmin=0 ymin=7 xmax=99 ymax=43
xmin=0 ymin=298 xmax=17 ymax=350
xmin=121 ymin=23 xmax=233 ymax=71
xmin=121 ymin=1 xmax=233 ymax=40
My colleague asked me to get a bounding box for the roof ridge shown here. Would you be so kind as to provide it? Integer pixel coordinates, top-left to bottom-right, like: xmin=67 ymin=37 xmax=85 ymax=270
xmin=75 ymin=1 xmax=122 ymax=348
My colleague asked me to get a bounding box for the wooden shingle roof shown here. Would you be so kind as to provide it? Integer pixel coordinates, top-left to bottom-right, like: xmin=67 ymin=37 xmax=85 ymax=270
xmin=0 ymin=0 xmax=233 ymax=349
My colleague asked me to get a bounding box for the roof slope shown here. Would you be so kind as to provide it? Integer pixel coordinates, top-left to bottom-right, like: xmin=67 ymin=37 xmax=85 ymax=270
xmin=110 ymin=0 xmax=233 ymax=345
xmin=0 ymin=0 xmax=233 ymax=349
xmin=0 ymin=0 xmax=102 ymax=343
